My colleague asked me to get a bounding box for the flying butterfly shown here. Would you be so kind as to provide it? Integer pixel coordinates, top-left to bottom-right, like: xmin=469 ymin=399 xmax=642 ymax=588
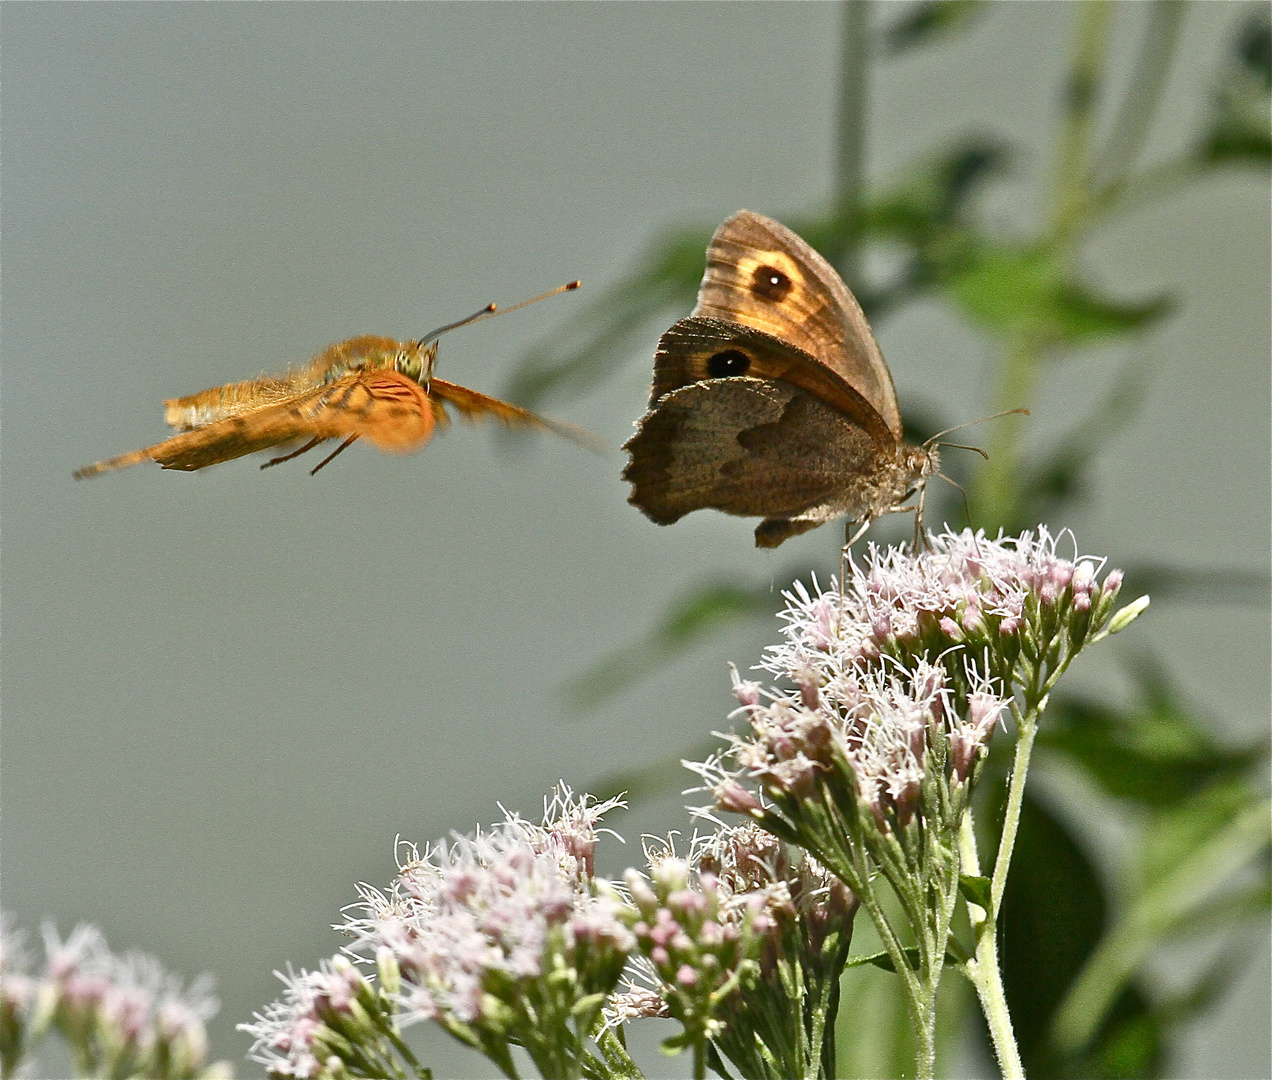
xmin=73 ymin=282 xmax=598 ymax=480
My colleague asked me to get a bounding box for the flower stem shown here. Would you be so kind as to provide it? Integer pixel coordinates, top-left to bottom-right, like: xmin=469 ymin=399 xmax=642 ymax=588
xmin=958 ymin=815 xmax=1025 ymax=1080
xmin=993 ymin=704 xmax=1039 ymax=910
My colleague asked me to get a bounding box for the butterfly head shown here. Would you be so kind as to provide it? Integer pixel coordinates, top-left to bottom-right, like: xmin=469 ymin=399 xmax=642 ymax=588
xmin=395 ymin=341 xmax=439 ymax=387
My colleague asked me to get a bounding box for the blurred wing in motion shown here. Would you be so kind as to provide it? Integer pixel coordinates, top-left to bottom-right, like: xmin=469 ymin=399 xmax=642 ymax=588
xmin=429 ymin=378 xmax=607 ymax=454
xmin=74 ymin=370 xmax=435 ymax=478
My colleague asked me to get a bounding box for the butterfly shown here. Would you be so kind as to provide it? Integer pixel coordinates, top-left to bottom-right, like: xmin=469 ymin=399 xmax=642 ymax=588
xmin=74 ymin=283 xmax=598 ymax=480
xmin=623 ymin=211 xmax=1012 ymax=549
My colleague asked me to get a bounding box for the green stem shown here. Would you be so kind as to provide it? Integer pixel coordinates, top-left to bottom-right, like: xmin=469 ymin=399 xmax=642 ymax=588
xmin=835 ymin=0 xmax=870 ymax=293
xmin=854 ymin=876 xmax=935 ymax=1077
xmin=992 ymin=705 xmax=1039 ymax=910
xmin=1051 ymin=0 xmax=1113 ymax=256
xmin=1091 ymin=1 xmax=1185 ymax=190
xmin=958 ymin=816 xmax=1025 ymax=1080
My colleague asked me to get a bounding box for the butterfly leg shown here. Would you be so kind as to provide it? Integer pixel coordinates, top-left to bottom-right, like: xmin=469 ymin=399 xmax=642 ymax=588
xmin=261 ymin=436 xmax=327 ymax=470
xmin=310 ymin=434 xmax=360 ymax=475
xmin=839 ymin=517 xmax=876 ymax=606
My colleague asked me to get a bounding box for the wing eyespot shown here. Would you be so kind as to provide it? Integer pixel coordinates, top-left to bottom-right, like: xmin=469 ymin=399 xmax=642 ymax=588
xmin=707 ymin=349 xmax=751 ymax=377
xmin=750 ymin=264 xmax=792 ymax=302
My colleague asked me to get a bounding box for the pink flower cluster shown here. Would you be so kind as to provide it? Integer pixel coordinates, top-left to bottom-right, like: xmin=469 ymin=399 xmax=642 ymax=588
xmin=1 ymin=914 xmax=223 ymax=1080
xmin=621 ymin=852 xmax=770 ymax=1041
xmin=340 ymin=786 xmax=633 ymax=1028
xmin=765 ymin=526 xmax=1122 ymax=671
xmin=241 ymin=958 xmax=369 ymax=1080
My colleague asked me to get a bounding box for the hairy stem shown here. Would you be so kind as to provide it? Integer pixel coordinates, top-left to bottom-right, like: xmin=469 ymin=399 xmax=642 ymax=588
xmin=958 ymin=815 xmax=1025 ymax=1080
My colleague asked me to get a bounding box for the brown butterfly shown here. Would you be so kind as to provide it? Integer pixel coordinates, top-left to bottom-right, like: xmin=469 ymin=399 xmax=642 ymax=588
xmin=74 ymin=283 xmax=598 ymax=480
xmin=623 ymin=211 xmax=1008 ymax=549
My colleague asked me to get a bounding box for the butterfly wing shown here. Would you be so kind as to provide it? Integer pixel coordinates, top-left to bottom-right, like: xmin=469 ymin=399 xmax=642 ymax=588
xmin=646 ymin=317 xmax=894 ymax=448
xmin=74 ymin=370 xmax=435 ymax=478
xmin=623 ymin=378 xmax=886 ymax=545
xmin=688 ymin=209 xmax=902 ymax=440
xmin=429 ymin=379 xmax=605 ymax=453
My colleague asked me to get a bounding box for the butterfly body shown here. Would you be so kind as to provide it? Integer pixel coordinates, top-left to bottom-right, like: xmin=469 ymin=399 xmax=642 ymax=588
xmin=75 ymin=329 xmax=593 ymax=480
xmin=623 ymin=211 xmax=936 ymax=547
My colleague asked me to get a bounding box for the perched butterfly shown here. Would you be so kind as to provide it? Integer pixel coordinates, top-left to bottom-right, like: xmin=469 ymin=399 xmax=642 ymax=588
xmin=623 ymin=211 xmax=1024 ymax=549
xmin=74 ymin=283 xmax=597 ymax=480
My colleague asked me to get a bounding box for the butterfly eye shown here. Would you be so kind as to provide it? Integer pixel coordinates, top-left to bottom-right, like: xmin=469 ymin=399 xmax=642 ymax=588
xmin=396 ymin=350 xmax=423 ymax=382
xmin=751 ymin=264 xmax=792 ymax=302
xmin=707 ymin=349 xmax=751 ymax=377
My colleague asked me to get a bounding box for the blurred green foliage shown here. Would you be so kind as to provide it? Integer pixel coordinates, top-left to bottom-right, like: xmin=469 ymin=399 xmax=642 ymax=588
xmin=506 ymin=3 xmax=1271 ymax=1076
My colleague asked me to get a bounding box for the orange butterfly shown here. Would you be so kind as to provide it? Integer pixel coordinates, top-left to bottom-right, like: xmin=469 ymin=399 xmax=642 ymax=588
xmin=74 ymin=283 xmax=598 ymax=479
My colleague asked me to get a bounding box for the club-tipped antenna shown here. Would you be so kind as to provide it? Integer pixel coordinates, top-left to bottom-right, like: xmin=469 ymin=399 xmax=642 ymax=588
xmin=417 ymin=303 xmax=498 ymax=346
xmin=416 ymin=280 xmax=581 ymax=346
xmin=922 ymin=407 xmax=1029 ymax=449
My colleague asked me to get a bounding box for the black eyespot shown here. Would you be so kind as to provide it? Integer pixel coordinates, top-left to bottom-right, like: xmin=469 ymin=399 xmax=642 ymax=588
xmin=751 ymin=263 xmax=792 ymax=301
xmin=707 ymin=349 xmax=751 ymax=377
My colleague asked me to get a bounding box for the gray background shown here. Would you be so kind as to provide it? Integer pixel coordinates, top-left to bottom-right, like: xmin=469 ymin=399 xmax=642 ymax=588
xmin=3 ymin=3 xmax=1268 ymax=1076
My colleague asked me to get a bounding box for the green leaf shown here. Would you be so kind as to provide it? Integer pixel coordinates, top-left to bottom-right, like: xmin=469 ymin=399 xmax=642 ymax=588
xmin=1039 ymin=654 xmax=1268 ymax=807
xmin=946 ymin=242 xmax=1173 ymax=344
xmin=958 ymin=873 xmax=992 ymax=910
xmin=997 ymin=791 xmax=1110 ymax=1076
xmin=1013 ymin=355 xmax=1151 ymax=524
xmin=880 ymin=1 xmax=987 ymax=55
xmin=1200 ymin=10 xmax=1271 ymax=166
xmin=1051 ymin=792 xmax=1271 ymax=1055
xmin=563 ymin=581 xmax=777 ymax=710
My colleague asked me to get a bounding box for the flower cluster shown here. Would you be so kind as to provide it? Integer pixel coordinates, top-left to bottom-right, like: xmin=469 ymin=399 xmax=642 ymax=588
xmin=238 ymin=956 xmax=399 ymax=1080
xmin=688 ymin=527 xmax=1146 ymax=1067
xmin=767 ymin=526 xmax=1134 ymax=687
xmin=694 ymin=825 xmax=857 ymax=1079
xmin=243 ymin=785 xmax=634 ymax=1080
xmin=620 ymin=850 xmax=770 ymax=1057
xmin=0 ymin=913 xmax=228 ymax=1080
xmin=702 ymin=528 xmax=1142 ymax=871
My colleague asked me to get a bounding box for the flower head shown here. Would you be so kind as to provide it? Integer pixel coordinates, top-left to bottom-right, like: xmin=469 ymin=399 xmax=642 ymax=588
xmin=0 ymin=914 xmax=224 ymax=1080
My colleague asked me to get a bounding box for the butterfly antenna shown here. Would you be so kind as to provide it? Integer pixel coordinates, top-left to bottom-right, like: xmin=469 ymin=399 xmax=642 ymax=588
xmin=417 ymin=304 xmax=498 ymax=346
xmin=922 ymin=407 xmax=1029 ymax=449
xmin=938 ymin=440 xmax=990 ymax=461
xmin=416 ymin=280 xmax=581 ymax=346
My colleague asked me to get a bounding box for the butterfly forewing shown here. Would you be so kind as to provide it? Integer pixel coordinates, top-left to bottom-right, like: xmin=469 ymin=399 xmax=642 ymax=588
xmin=693 ymin=210 xmax=903 ymax=439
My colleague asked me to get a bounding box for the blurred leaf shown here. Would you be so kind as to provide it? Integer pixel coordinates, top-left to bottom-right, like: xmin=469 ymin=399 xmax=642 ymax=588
xmin=946 ymin=242 xmax=1173 ymax=344
xmin=1119 ymin=563 xmax=1272 ymax=606
xmin=866 ymin=138 xmax=1010 ymax=246
xmin=880 ymin=0 xmax=987 ymax=54
xmin=507 ymin=140 xmax=1010 ymax=412
xmin=503 ymin=226 xmax=711 ymax=410
xmin=1199 ymin=9 xmax=1271 ymax=165
xmin=835 ymin=958 xmax=969 ymax=1080
xmin=1039 ymin=653 xmax=1268 ymax=807
xmin=1051 ymin=789 xmax=1271 ymax=1056
xmin=997 ymin=790 xmax=1110 ymax=1076
xmin=563 ymin=581 xmax=777 ymax=711
xmin=1078 ymin=985 xmax=1166 ymax=1080
xmin=589 ymin=737 xmax=722 ymax=807
xmin=1014 ymin=355 xmax=1150 ymax=524
xmin=1137 ymin=778 xmax=1268 ymax=891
